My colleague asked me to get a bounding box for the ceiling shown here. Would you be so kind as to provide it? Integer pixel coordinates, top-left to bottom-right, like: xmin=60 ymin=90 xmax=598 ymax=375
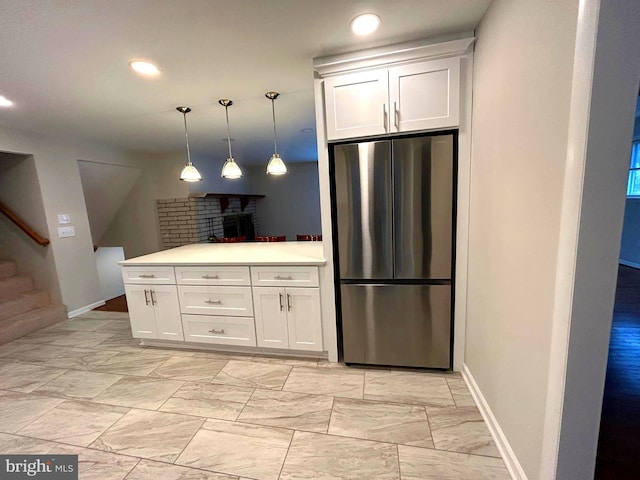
xmin=0 ymin=0 xmax=491 ymax=165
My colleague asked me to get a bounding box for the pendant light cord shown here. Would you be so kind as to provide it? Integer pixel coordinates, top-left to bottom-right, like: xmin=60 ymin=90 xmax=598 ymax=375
xmin=225 ymin=105 xmax=233 ymax=159
xmin=183 ymin=112 xmax=192 ymax=166
xmin=271 ymin=99 xmax=278 ymax=155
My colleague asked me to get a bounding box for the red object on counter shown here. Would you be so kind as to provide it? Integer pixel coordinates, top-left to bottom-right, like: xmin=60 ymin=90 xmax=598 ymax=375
xmin=255 ymin=235 xmax=286 ymax=242
xmin=217 ymin=236 xmax=246 ymax=243
xmin=296 ymin=234 xmax=322 ymax=241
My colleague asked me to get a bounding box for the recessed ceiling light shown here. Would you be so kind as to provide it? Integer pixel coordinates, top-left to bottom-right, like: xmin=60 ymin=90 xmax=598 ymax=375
xmin=129 ymin=60 xmax=160 ymax=76
xmin=0 ymin=95 xmax=14 ymax=107
xmin=350 ymin=13 xmax=380 ymax=36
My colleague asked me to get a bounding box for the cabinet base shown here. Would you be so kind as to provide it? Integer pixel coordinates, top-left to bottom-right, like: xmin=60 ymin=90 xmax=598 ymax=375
xmin=138 ymin=338 xmax=329 ymax=360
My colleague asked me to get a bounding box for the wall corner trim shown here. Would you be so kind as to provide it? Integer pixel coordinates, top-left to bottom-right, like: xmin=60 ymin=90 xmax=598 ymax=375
xmin=462 ymin=364 xmax=528 ymax=480
xmin=67 ymin=300 xmax=105 ymax=318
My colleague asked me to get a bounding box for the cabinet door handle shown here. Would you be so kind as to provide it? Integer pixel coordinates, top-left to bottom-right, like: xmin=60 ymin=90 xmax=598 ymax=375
xmin=209 ymin=328 xmax=225 ymax=335
xmin=202 ymin=274 xmax=219 ymax=279
xmin=279 ymin=293 xmax=284 ymax=311
xmin=205 ymin=299 xmax=222 ymax=304
xmin=139 ymin=274 xmax=155 ymax=278
xmin=144 ymin=289 xmax=150 ymax=306
xmin=382 ymin=103 xmax=388 ymax=131
xmin=150 ymin=289 xmax=157 ymax=305
xmin=274 ymin=275 xmax=293 ymax=280
xmin=394 ymin=101 xmax=399 ymax=128
xmin=287 ymin=294 xmax=292 ymax=312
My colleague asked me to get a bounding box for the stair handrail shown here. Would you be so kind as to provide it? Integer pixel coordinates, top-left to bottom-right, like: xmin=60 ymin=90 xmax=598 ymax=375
xmin=0 ymin=200 xmax=50 ymax=247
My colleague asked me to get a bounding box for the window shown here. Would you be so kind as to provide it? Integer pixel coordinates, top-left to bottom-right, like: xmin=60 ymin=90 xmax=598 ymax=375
xmin=627 ymin=141 xmax=640 ymax=196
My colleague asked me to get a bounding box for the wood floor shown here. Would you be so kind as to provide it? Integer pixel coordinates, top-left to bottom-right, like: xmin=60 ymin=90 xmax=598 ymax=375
xmin=595 ymin=265 xmax=640 ymax=479
xmin=94 ymin=294 xmax=128 ymax=312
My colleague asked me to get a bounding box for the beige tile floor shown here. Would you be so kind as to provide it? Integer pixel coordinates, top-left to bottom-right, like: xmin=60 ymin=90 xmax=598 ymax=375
xmin=0 ymin=311 xmax=511 ymax=480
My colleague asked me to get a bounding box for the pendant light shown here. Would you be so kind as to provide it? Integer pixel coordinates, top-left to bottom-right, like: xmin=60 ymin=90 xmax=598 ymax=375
xmin=177 ymin=106 xmax=202 ymax=182
xmin=219 ymin=99 xmax=242 ymax=179
xmin=265 ymin=92 xmax=287 ymax=175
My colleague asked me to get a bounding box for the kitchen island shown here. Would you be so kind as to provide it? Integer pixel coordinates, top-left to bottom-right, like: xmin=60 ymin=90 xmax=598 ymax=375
xmin=120 ymin=242 xmax=331 ymax=359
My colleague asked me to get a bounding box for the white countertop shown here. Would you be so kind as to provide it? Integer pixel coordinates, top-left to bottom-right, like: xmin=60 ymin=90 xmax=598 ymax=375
xmin=120 ymin=242 xmax=326 ymax=266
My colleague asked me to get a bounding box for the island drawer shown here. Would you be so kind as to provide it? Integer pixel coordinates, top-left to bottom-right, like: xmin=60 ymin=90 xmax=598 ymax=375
xmin=181 ymin=314 xmax=257 ymax=347
xmin=250 ymin=266 xmax=319 ymax=287
xmin=175 ymin=266 xmax=251 ymax=286
xmin=122 ymin=266 xmax=176 ymax=284
xmin=177 ymin=286 xmax=254 ymax=317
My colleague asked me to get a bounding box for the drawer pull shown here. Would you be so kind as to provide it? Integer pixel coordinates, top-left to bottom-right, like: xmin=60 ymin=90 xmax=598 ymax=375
xmin=274 ymin=275 xmax=293 ymax=280
xmin=205 ymin=299 xmax=222 ymax=304
xmin=209 ymin=328 xmax=225 ymax=335
xmin=139 ymin=274 xmax=155 ymax=278
xmin=202 ymin=274 xmax=219 ymax=279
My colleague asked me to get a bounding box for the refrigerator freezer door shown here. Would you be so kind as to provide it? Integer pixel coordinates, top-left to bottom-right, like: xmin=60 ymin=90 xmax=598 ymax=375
xmin=333 ymin=141 xmax=393 ymax=279
xmin=341 ymin=283 xmax=451 ymax=368
xmin=393 ymin=135 xmax=453 ymax=279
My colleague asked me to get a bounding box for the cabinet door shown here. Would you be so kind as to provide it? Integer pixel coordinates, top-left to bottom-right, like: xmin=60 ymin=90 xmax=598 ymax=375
xmin=253 ymin=287 xmax=289 ymax=349
xmin=324 ymin=69 xmax=389 ymax=140
xmin=285 ymin=288 xmax=323 ymax=352
xmin=151 ymin=285 xmax=184 ymax=341
xmin=388 ymin=57 xmax=460 ymax=132
xmin=124 ymin=284 xmax=157 ymax=339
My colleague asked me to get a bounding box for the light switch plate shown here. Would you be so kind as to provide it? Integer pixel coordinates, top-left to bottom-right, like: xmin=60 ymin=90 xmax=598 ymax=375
xmin=58 ymin=226 xmax=75 ymax=238
xmin=57 ymin=213 xmax=71 ymax=224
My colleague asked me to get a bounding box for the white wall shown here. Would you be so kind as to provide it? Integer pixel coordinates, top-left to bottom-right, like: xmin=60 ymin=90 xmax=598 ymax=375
xmin=100 ymin=151 xmax=189 ymax=259
xmin=619 ymin=199 xmax=640 ymax=267
xmin=247 ymin=162 xmax=321 ymax=240
xmin=618 ymin=111 xmax=640 ymax=267
xmin=78 ymin=160 xmax=142 ymax=245
xmin=465 ymin=0 xmax=579 ymax=478
xmin=95 ymin=246 xmax=125 ymax=301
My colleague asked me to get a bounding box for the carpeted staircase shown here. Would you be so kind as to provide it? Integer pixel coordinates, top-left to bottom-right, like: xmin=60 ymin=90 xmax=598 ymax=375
xmin=0 ymin=259 xmax=67 ymax=344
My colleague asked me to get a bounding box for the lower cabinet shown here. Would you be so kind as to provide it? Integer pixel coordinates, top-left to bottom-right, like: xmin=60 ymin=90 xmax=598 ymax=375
xmin=123 ymin=264 xmax=324 ymax=354
xmin=253 ymin=287 xmax=323 ymax=351
xmin=124 ymin=284 xmax=183 ymax=341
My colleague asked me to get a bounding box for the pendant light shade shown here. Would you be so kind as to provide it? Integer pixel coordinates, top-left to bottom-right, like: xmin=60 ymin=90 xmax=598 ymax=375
xmin=219 ymin=99 xmax=242 ymax=179
xmin=265 ymin=92 xmax=287 ymax=176
xmin=177 ymin=107 xmax=202 ymax=182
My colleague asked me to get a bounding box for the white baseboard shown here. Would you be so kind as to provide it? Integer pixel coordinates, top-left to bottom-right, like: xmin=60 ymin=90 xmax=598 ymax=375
xmin=67 ymin=300 xmax=105 ymax=318
xmin=462 ymin=364 xmax=528 ymax=480
xmin=619 ymin=259 xmax=640 ymax=269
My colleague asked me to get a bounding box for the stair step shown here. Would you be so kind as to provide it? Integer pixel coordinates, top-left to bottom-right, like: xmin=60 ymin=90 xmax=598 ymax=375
xmin=0 ymin=275 xmax=34 ymax=299
xmin=0 ymin=290 xmax=51 ymax=321
xmin=0 ymin=304 xmax=67 ymax=345
xmin=0 ymin=261 xmax=17 ymax=279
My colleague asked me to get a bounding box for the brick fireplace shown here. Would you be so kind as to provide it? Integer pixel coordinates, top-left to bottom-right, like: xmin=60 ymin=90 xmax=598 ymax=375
xmin=156 ymin=194 xmax=263 ymax=249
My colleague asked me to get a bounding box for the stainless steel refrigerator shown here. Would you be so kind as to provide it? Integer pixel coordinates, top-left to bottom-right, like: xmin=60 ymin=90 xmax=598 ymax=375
xmin=332 ymin=134 xmax=455 ymax=369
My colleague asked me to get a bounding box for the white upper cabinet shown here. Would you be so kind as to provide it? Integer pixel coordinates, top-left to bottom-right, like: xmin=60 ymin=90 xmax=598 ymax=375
xmin=324 ymin=57 xmax=460 ymax=141
xmin=324 ymin=70 xmax=389 ymax=140
xmin=388 ymin=57 xmax=460 ymax=132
